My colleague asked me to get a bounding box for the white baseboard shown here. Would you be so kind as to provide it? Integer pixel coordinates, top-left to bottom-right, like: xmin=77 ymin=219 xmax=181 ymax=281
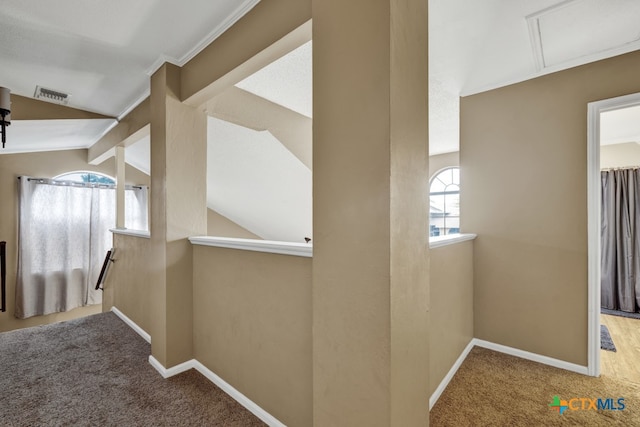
xmin=111 ymin=307 xmax=285 ymax=425
xmin=148 ymin=355 xmax=194 ymax=379
xmin=114 ymin=307 xmax=587 ymax=424
xmin=147 ymin=356 xmax=285 ymax=426
xmin=192 ymin=360 xmax=286 ymax=427
xmin=429 ymin=339 xmax=474 ymax=410
xmin=110 ymin=306 xmax=151 ymax=343
xmin=472 ymin=338 xmax=589 ymax=375
xmin=428 ymin=338 xmax=590 ymax=410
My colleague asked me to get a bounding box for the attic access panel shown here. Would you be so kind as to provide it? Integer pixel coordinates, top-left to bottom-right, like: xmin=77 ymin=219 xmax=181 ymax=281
xmin=528 ymin=0 xmax=640 ymax=71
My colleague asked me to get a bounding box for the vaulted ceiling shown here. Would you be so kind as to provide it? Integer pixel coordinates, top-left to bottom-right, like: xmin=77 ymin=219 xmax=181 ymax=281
xmin=2 ymin=1 xmax=640 ymax=239
xmin=2 ymin=0 xmax=640 ymax=157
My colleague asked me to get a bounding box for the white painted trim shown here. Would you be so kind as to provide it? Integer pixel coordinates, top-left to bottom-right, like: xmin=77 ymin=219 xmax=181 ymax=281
xmin=429 ymin=339 xmax=474 ymax=410
xmin=145 ymin=55 xmax=179 ymax=77
xmin=114 ymin=305 xmax=585 ymax=422
xmin=114 ymin=304 xmax=284 ymax=425
xmin=472 ymin=339 xmax=589 ymax=375
xmin=587 ymin=101 xmax=601 ymax=378
xmin=148 ymin=356 xmax=194 ymax=379
xmin=110 ymin=306 xmax=151 ymax=343
xmin=189 ymin=236 xmax=312 ymax=258
xmin=117 ymin=89 xmax=150 ymax=121
xmin=192 ymin=361 xmax=286 ymax=427
xmin=110 ymin=228 xmax=151 ymax=239
xmin=586 ymin=91 xmax=640 ymax=377
xmin=147 ymin=356 xmax=285 ymax=426
xmin=525 ymin=11 xmax=545 ymax=72
xmin=428 ymin=337 xmax=592 ymax=411
xmin=462 ymin=42 xmax=640 ymax=97
xmin=145 ymin=0 xmax=262 ymax=77
xmin=429 ymin=233 xmax=477 ymax=249
xmin=176 ymin=0 xmax=262 ymax=68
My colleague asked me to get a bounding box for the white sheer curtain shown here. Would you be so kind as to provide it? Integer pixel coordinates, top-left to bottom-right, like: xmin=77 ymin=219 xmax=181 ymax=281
xmin=16 ymin=178 xmax=148 ymax=319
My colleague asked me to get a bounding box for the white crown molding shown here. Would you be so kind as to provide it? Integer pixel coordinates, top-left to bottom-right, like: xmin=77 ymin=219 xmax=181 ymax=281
xmin=176 ymin=0 xmax=262 ymax=67
xmin=145 ymin=0 xmax=262 ymax=78
xmin=469 ymin=0 xmax=640 ymax=98
xmin=115 ymin=0 xmax=262 ymax=120
xmin=117 ymin=89 xmax=151 ymax=121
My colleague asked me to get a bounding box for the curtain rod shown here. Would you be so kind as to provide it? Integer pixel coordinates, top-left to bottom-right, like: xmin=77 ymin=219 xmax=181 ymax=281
xmin=601 ymin=166 xmax=640 ymax=172
xmin=17 ymin=176 xmax=146 ymax=190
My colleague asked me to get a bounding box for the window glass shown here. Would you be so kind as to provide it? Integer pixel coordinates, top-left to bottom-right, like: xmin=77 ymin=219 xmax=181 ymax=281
xmin=430 ymin=167 xmax=460 ymax=237
xmin=53 ymin=171 xmax=115 ymax=184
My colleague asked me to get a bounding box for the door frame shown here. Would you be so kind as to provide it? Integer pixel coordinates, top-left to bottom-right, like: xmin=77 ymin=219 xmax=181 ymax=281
xmin=587 ymin=91 xmax=640 ymax=376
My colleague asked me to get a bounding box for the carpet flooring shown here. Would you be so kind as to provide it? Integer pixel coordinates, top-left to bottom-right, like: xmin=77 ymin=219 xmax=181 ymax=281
xmin=0 ymin=312 xmax=265 ymax=426
xmin=601 ymin=324 xmax=617 ymax=352
xmin=430 ymin=347 xmax=640 ymax=426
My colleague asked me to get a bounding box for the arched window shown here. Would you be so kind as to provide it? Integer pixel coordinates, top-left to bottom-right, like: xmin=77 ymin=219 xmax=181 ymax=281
xmin=53 ymin=171 xmax=115 ymax=184
xmin=430 ymin=167 xmax=460 ymax=237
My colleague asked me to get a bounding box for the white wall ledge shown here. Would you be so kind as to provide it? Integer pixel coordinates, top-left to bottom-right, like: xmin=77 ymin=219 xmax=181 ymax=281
xmin=189 ymin=236 xmax=312 ymax=258
xmin=110 ymin=228 xmax=151 ymax=239
xmin=188 ymin=233 xmax=476 ymax=256
xmin=429 ymin=233 xmax=477 ymax=249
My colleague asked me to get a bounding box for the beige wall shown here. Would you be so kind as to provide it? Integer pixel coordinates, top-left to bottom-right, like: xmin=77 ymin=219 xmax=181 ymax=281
xmin=0 ymin=149 xmax=148 ymax=333
xmin=181 ymin=0 xmax=311 ymax=104
xmin=207 ymin=209 xmax=262 ymax=239
xmin=206 ymin=87 xmax=312 ymax=169
xmin=601 ymin=142 xmax=640 ymax=169
xmin=461 ymin=50 xmax=640 ymax=366
xmin=429 ymin=240 xmax=474 ymax=396
xmin=149 ymin=63 xmax=207 ymax=368
xmin=313 ymin=1 xmax=429 ymax=425
xmin=12 ymin=94 xmax=111 ymax=120
xmin=89 ymin=98 xmax=150 ymax=164
xmin=429 ymin=151 xmax=459 ymax=180
xmin=192 ymin=245 xmax=312 ymax=427
xmin=102 ymin=234 xmax=152 ymax=334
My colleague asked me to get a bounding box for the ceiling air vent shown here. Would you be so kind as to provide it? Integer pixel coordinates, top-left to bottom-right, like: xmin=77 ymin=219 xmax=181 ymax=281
xmin=34 ymin=86 xmax=71 ymax=105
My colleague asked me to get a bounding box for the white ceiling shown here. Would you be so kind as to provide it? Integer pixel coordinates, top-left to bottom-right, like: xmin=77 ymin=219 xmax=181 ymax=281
xmin=236 ymin=41 xmax=313 ymax=118
xmin=206 ymin=116 xmax=312 ymax=242
xmin=3 ymin=119 xmax=116 ymax=153
xmin=0 ymin=0 xmax=260 ymax=118
xmin=428 ymin=0 xmax=640 ymax=154
xmin=2 ymin=1 xmax=640 ymax=156
xmin=3 ymin=1 xmax=640 ymax=240
xmin=600 ymin=105 xmax=640 ymax=146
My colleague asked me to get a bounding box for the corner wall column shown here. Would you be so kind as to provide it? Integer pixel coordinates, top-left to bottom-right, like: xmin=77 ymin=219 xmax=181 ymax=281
xmin=312 ymin=0 xmax=430 ymax=425
xmin=149 ymin=63 xmax=208 ymax=368
xmin=115 ymin=146 xmax=126 ymax=229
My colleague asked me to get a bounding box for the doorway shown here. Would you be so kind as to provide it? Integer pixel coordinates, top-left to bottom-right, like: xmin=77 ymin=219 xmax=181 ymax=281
xmin=587 ymin=91 xmax=640 ymax=377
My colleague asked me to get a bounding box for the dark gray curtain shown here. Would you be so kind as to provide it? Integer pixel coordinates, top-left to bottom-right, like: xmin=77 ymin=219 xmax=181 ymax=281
xmin=601 ymin=168 xmax=640 ymax=313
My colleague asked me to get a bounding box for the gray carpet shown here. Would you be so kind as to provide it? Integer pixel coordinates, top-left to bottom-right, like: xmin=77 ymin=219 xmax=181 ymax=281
xmin=0 ymin=312 xmax=266 ymax=426
xmin=601 ymin=324 xmax=617 ymax=352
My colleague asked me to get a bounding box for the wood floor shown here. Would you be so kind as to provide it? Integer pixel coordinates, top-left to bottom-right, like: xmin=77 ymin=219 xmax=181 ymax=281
xmin=600 ymin=313 xmax=640 ymax=384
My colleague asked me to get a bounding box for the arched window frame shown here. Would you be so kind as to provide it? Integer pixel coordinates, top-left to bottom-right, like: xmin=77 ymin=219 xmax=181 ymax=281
xmin=53 ymin=171 xmax=115 ymax=185
xmin=429 ymin=167 xmax=460 ymax=237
